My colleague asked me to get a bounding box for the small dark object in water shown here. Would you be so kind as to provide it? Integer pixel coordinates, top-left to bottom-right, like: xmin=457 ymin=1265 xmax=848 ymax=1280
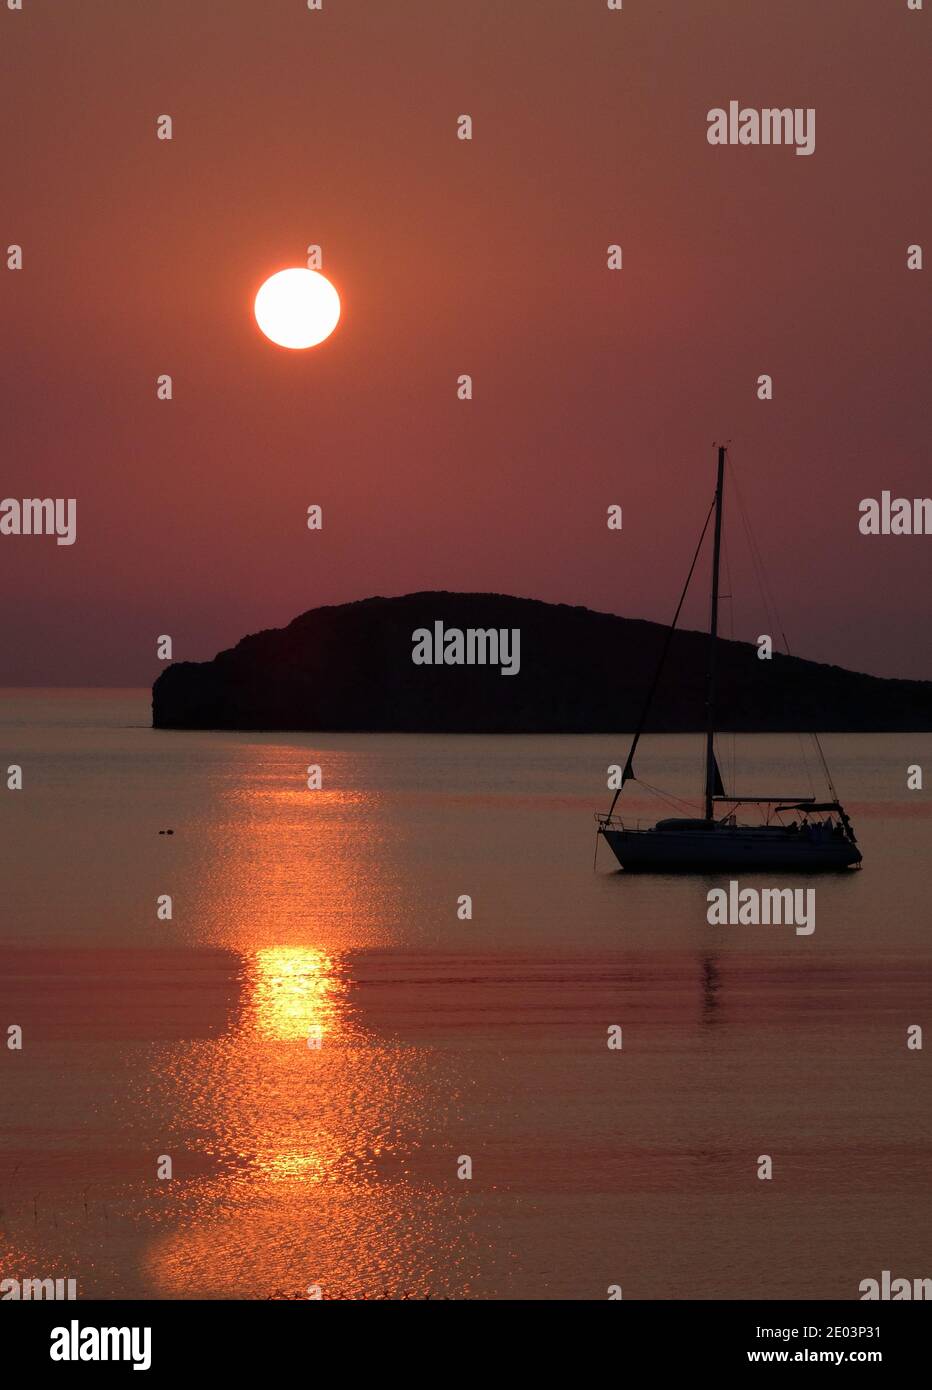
xmin=158 ymin=829 xmax=175 ymax=835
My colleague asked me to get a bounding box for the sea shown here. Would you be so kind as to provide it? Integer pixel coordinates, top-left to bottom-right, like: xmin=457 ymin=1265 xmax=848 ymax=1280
xmin=1 ymin=689 xmax=929 ymax=1300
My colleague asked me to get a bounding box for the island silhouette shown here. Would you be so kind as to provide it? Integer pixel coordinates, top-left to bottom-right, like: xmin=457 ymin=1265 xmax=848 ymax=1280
xmin=151 ymin=593 xmax=932 ymax=732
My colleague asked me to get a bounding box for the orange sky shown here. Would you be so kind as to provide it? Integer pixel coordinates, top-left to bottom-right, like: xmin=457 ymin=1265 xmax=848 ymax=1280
xmin=1 ymin=0 xmax=929 ymax=683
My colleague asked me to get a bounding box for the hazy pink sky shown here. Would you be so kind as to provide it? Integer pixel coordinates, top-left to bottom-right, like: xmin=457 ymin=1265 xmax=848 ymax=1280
xmin=1 ymin=0 xmax=929 ymax=685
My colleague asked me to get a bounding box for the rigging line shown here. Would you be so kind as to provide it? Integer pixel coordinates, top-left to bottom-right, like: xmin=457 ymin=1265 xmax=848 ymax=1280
xmin=720 ymin=515 xmax=737 ymax=796
xmin=632 ymin=776 xmax=702 ymax=816
xmin=731 ymin=460 xmax=781 ymax=644
xmin=730 ymin=458 xmax=813 ymax=794
xmin=730 ymin=455 xmax=814 ymax=793
xmin=605 ymin=493 xmax=717 ymax=818
xmin=730 ymin=452 xmax=837 ymax=802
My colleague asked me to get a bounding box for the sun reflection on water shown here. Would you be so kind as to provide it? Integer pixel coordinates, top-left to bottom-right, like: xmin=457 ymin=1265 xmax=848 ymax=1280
xmin=248 ymin=945 xmax=345 ymax=1042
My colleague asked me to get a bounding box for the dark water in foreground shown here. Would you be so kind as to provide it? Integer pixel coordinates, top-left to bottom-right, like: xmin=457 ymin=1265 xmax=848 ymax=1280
xmin=1 ymin=690 xmax=930 ymax=1299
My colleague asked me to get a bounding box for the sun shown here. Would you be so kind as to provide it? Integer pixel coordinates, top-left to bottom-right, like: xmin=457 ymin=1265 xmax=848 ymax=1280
xmin=254 ymin=267 xmax=341 ymax=349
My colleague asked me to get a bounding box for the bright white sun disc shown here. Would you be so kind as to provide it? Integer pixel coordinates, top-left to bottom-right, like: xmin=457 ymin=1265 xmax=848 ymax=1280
xmin=254 ymin=268 xmax=341 ymax=349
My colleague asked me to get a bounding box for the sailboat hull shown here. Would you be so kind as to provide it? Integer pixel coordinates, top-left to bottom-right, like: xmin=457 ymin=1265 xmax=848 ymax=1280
xmin=600 ymin=825 xmax=861 ymax=872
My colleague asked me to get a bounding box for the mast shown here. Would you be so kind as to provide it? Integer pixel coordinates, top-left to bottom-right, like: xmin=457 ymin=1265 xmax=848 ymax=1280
xmin=704 ymin=446 xmax=726 ymax=820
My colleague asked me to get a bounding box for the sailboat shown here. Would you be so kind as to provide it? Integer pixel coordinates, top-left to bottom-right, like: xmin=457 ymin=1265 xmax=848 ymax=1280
xmin=596 ymin=446 xmax=862 ymax=872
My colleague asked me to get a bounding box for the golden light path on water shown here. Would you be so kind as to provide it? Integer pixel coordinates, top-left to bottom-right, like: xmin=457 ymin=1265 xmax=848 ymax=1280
xmin=242 ymin=946 xmax=341 ymax=1185
xmin=134 ymin=768 xmax=479 ymax=1298
xmin=139 ymin=934 xmax=477 ymax=1298
xmin=250 ymin=945 xmax=342 ymax=1044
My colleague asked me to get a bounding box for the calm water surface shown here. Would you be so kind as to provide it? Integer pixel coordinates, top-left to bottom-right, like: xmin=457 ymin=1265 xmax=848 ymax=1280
xmin=1 ymin=690 xmax=930 ymax=1299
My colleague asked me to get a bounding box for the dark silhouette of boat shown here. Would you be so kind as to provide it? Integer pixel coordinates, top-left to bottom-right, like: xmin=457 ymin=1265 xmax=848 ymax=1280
xmin=596 ymin=446 xmax=862 ymax=872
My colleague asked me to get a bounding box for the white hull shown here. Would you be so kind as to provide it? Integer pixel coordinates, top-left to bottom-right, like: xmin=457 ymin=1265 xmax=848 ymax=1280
xmin=600 ymin=823 xmax=861 ymax=872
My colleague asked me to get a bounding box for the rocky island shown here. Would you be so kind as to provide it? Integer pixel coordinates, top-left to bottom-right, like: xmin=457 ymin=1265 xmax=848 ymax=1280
xmin=151 ymin=592 xmax=932 ymax=732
